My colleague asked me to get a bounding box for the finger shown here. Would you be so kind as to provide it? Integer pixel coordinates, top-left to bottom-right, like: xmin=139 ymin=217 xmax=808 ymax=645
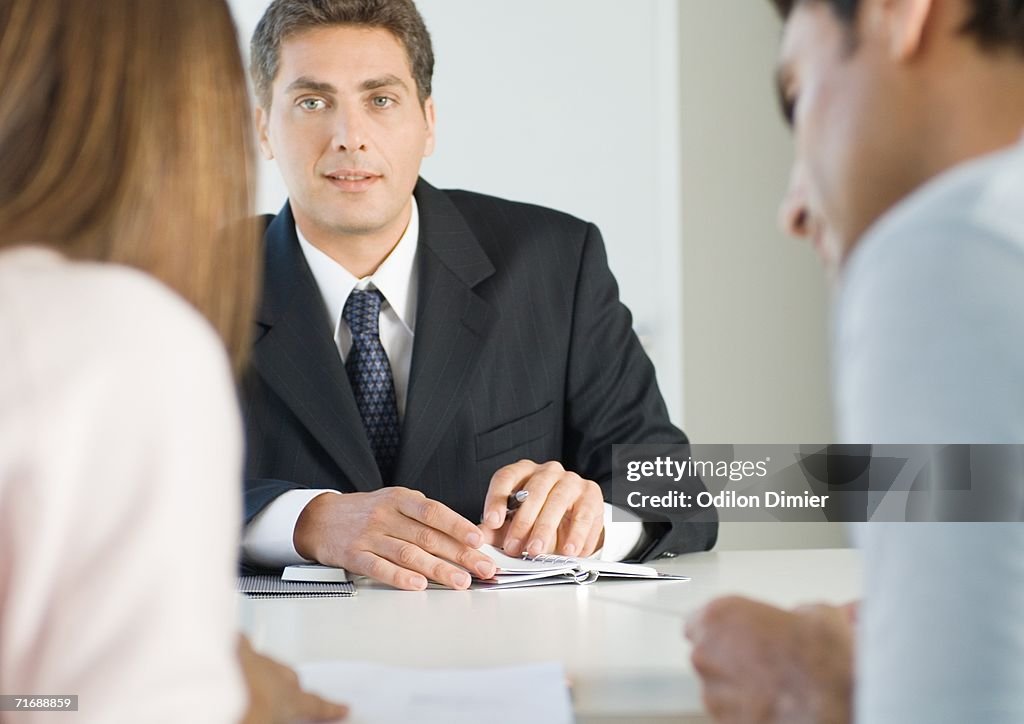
xmin=396 ymin=518 xmax=497 ymax=579
xmin=684 ymin=596 xmax=749 ymax=643
xmin=378 ymin=535 xmax=475 ymax=590
xmin=481 ymin=459 xmax=539 ymax=529
xmin=478 ymin=519 xmax=510 ymax=549
xmin=394 ymin=490 xmax=483 ymax=548
xmin=237 ymin=633 xmax=254 ymax=658
xmin=793 ymin=601 xmax=825 ymax=613
xmin=556 ymin=481 xmax=604 ymax=557
xmin=292 ymin=689 xmax=349 ymax=721
xmin=701 ymin=681 xmax=741 ymax=723
xmin=684 ymin=607 xmax=708 ymax=643
xmin=377 ymin=507 xmax=497 ymax=579
xmin=524 ymin=475 xmax=586 ymax=556
xmin=579 ymin=515 xmax=605 ymax=558
xmin=502 ymin=463 xmax=565 ymax=556
xmin=348 ymin=549 xmax=428 ymax=591
xmin=689 ymin=639 xmax=722 ymax=678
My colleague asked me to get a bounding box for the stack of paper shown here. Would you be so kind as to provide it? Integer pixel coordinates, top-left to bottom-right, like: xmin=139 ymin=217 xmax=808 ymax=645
xmin=297 ymin=660 xmax=572 ymax=723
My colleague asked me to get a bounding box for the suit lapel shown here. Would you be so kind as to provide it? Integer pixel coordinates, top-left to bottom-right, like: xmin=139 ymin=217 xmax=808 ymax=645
xmin=394 ymin=180 xmax=496 ymax=487
xmin=252 ymin=204 xmax=382 ymax=492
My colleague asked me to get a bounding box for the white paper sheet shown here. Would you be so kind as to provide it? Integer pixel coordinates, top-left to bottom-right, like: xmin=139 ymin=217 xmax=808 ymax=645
xmin=297 ymin=660 xmax=573 ymax=724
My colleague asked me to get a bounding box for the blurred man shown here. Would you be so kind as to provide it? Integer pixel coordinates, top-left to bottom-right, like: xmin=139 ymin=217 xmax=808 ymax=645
xmin=686 ymin=1 xmax=1024 ymax=722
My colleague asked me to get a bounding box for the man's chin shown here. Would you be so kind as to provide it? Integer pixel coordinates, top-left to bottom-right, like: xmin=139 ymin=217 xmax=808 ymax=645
xmin=314 ymin=209 xmax=397 ymax=239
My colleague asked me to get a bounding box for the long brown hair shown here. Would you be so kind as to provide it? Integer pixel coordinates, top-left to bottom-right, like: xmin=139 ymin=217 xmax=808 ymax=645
xmin=0 ymin=0 xmax=259 ymax=374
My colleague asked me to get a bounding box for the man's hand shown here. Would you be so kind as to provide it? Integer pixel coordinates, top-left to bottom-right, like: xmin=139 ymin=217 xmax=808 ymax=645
xmin=480 ymin=459 xmax=605 ymax=558
xmin=684 ymin=596 xmax=854 ymax=724
xmin=238 ymin=635 xmax=347 ymax=723
xmin=293 ymin=488 xmax=497 ymax=590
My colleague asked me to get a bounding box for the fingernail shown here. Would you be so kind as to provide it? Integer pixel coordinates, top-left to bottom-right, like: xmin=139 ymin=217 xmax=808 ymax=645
xmin=410 ymin=575 xmax=428 ymax=590
xmin=528 ymin=538 xmax=543 ymax=555
xmin=466 ymin=531 xmax=482 ymax=548
xmin=476 ymin=560 xmax=496 ymax=578
xmin=505 ymin=538 xmax=521 ymax=555
xmin=564 ymin=543 xmax=577 ymax=557
xmin=484 ymin=511 xmax=500 ymax=528
xmin=453 ymin=572 xmax=471 ymax=588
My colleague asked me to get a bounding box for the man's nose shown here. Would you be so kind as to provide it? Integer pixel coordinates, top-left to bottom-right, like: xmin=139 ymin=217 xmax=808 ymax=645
xmin=780 ymin=197 xmax=810 ymax=239
xmin=778 ymin=167 xmax=811 ymax=240
xmin=332 ymin=108 xmax=368 ymax=152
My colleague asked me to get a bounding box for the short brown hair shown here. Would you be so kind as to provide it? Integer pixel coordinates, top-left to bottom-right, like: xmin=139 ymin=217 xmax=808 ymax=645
xmin=250 ymin=0 xmax=434 ymax=108
xmin=0 ymin=0 xmax=259 ymax=375
xmin=771 ymin=0 xmax=1024 ymax=55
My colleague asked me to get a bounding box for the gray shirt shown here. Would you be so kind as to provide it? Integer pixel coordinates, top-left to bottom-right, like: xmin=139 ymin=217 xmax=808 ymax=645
xmin=834 ymin=137 xmax=1024 ymax=723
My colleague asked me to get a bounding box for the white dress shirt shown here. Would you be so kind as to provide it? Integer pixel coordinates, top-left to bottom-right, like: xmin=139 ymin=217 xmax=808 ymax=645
xmin=243 ymin=198 xmax=644 ymax=566
xmin=834 ymin=136 xmax=1024 ymax=723
xmin=0 ymin=247 xmax=245 ymax=723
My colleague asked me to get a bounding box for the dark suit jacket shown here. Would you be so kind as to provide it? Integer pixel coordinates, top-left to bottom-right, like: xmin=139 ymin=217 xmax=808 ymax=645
xmin=242 ymin=178 xmax=717 ymax=560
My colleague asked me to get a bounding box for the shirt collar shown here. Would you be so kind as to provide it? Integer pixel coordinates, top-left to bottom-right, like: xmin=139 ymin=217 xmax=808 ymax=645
xmin=295 ymin=197 xmax=420 ymax=336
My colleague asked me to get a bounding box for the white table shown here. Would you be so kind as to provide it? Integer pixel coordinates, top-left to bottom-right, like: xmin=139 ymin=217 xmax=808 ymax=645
xmin=240 ymin=548 xmax=862 ymax=723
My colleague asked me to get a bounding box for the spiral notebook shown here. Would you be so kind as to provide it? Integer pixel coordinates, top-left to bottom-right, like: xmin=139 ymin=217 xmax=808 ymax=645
xmin=238 ymin=568 xmax=356 ymax=598
xmin=471 ymin=544 xmax=689 ymax=589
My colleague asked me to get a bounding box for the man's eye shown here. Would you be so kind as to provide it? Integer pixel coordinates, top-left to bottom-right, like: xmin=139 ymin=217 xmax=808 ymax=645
xmin=783 ymin=94 xmax=796 ymax=126
xmin=299 ymin=98 xmax=326 ymax=111
xmin=776 ymin=85 xmax=797 ymax=128
xmin=371 ymin=96 xmax=393 ymax=109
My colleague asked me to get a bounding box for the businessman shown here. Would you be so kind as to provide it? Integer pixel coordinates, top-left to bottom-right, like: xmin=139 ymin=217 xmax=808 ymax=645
xmin=686 ymin=0 xmax=1024 ymax=721
xmin=240 ymin=0 xmax=716 ymax=590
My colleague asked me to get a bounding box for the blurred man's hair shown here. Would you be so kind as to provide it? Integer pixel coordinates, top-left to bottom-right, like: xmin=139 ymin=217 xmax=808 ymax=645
xmin=771 ymin=0 xmax=1024 ymax=54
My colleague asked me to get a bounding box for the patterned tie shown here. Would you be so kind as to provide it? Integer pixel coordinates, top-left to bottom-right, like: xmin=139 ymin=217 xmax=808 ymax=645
xmin=342 ymin=288 xmax=400 ymax=483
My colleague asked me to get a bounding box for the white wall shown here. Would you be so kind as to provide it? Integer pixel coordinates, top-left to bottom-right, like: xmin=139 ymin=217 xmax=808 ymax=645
xmin=677 ymin=2 xmax=844 ymax=550
xmin=226 ymin=0 xmax=846 ymax=550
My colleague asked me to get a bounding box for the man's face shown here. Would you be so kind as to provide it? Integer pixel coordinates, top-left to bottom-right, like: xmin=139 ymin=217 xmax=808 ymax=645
xmin=257 ymin=26 xmax=435 ymax=244
xmin=776 ymin=1 xmax=924 ymax=271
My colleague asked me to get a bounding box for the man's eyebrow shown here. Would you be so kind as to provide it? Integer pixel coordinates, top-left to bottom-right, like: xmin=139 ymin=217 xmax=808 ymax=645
xmin=283 ymin=76 xmax=337 ymax=95
xmin=360 ymin=74 xmax=409 ymax=93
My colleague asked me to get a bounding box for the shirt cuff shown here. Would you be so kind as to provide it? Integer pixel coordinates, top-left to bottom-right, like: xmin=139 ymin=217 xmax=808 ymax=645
xmin=596 ymin=502 xmax=645 ymax=562
xmin=241 ymin=489 xmax=340 ymax=567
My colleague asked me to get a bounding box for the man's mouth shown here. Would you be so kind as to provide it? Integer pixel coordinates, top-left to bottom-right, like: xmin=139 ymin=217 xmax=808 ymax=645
xmin=324 ymin=170 xmax=381 ymax=191
xmin=325 ymin=169 xmax=379 ymax=181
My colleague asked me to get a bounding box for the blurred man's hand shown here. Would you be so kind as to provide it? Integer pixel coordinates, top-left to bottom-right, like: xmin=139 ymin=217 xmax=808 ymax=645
xmin=685 ymin=596 xmax=854 ymax=724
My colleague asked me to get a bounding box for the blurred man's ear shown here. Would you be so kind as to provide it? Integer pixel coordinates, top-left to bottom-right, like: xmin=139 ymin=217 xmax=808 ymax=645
xmin=867 ymin=0 xmax=935 ymax=60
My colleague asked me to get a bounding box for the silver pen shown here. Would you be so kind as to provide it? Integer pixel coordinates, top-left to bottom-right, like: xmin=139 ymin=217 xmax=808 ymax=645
xmin=506 ymin=489 xmax=529 ymax=515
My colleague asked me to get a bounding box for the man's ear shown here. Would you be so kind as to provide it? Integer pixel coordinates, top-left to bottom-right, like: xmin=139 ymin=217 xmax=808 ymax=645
xmin=422 ymin=96 xmax=437 ymax=158
xmin=867 ymin=0 xmax=935 ymax=60
xmin=255 ymin=105 xmax=274 ymax=160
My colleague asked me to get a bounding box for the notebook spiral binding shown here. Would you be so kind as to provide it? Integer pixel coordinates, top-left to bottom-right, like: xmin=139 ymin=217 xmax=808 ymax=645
xmin=528 ymin=553 xmax=580 ymax=566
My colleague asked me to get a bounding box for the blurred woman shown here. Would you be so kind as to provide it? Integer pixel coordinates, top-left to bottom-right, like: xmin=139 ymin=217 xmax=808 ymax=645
xmin=0 ymin=1 xmax=343 ymax=721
